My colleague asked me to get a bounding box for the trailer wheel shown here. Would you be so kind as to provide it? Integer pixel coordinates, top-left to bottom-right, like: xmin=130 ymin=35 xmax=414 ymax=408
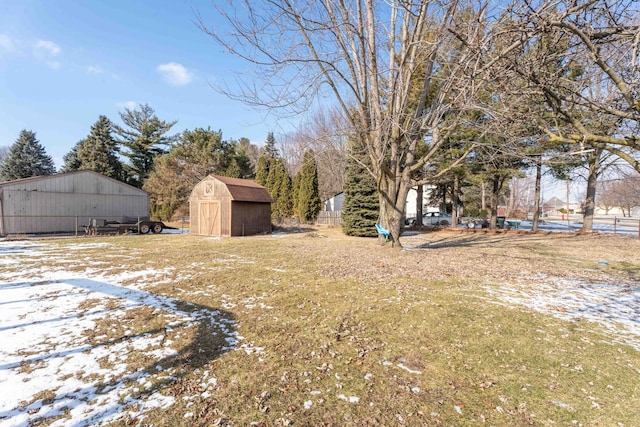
xmin=139 ymin=224 xmax=150 ymax=234
xmin=152 ymin=223 xmax=163 ymax=234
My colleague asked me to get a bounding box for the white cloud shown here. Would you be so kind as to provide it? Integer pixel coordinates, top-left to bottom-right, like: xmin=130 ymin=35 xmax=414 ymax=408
xmin=34 ymin=39 xmax=61 ymax=57
xmin=0 ymin=34 xmax=14 ymax=52
xmin=117 ymin=101 xmax=137 ymax=111
xmin=156 ymin=62 xmax=193 ymax=86
xmin=87 ymin=65 xmax=103 ymax=74
xmin=47 ymin=61 xmax=61 ymax=70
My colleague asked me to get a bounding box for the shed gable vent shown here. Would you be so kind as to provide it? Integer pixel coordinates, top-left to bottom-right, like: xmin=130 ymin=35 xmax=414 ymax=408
xmin=205 ymin=182 xmax=214 ymax=195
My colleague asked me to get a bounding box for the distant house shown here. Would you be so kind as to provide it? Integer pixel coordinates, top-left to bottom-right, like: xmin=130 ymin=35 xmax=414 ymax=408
xmin=323 ymin=192 xmax=344 ymax=211
xmin=543 ymin=197 xmax=581 ymax=214
xmin=0 ymin=171 xmax=149 ymax=236
xmin=322 ymin=185 xmax=440 ymax=221
xmin=189 ymin=175 xmax=272 ymax=237
xmin=404 ymin=185 xmax=440 ymax=218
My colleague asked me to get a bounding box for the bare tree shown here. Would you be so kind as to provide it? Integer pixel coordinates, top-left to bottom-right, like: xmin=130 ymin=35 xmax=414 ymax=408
xmin=508 ymin=1 xmax=639 ymax=164
xmin=596 ymin=179 xmax=619 ymax=214
xmin=279 ymin=107 xmax=348 ymax=200
xmin=502 ymin=0 xmax=639 ymax=231
xmin=199 ymin=0 xmax=521 ymax=246
xmin=612 ymin=172 xmax=640 ymax=216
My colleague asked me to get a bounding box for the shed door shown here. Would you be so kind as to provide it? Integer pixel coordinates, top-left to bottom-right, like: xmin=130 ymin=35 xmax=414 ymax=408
xmin=199 ymin=201 xmax=221 ymax=236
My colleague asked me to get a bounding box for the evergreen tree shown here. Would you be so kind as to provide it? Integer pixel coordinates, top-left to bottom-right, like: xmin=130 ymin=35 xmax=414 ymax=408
xmin=143 ymin=128 xmax=254 ymax=220
xmin=270 ymin=158 xmax=293 ymax=221
xmin=115 ymin=103 xmax=178 ymax=188
xmin=226 ymin=139 xmax=254 ymax=178
xmin=225 ymin=158 xmax=242 ymax=178
xmin=254 ymin=133 xmax=294 ymax=223
xmin=265 ymin=158 xmax=280 ymax=196
xmin=255 ymin=156 xmax=270 ymax=186
xmin=295 ymin=149 xmax=322 ymax=222
xmin=76 ymin=116 xmax=124 ymax=180
xmin=342 ymin=140 xmax=379 ymax=237
xmin=0 ymin=146 xmax=8 ymax=173
xmin=60 ymin=141 xmax=83 ymax=173
xmin=263 ymin=132 xmax=279 ymax=159
xmin=291 ymin=172 xmax=301 ymax=217
xmin=0 ymin=130 xmax=55 ymax=181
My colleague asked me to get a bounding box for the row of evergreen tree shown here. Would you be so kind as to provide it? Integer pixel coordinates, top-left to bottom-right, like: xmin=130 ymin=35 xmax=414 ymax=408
xmin=254 ymin=132 xmax=323 ymax=223
xmin=0 ymin=106 xmax=330 ymax=227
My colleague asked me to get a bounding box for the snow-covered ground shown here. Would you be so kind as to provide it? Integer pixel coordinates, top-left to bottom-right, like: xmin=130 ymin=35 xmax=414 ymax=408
xmin=0 ymin=240 xmax=245 ymax=427
xmin=1 ymin=238 xmax=639 ymax=426
xmin=484 ymin=274 xmax=640 ymax=351
xmin=509 ymin=219 xmax=640 ymax=236
xmin=452 ymin=219 xmax=640 ymax=236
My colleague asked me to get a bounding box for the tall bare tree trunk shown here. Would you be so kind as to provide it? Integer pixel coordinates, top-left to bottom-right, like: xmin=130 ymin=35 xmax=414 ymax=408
xmin=532 ymin=159 xmax=542 ymax=232
xmin=416 ymin=185 xmax=424 ymax=226
xmin=489 ymin=175 xmax=500 ymax=229
xmin=378 ymin=172 xmax=411 ymax=246
xmin=481 ymin=181 xmax=486 ymax=211
xmin=582 ymin=149 xmax=602 ymax=232
xmin=452 ymin=175 xmax=459 ymax=226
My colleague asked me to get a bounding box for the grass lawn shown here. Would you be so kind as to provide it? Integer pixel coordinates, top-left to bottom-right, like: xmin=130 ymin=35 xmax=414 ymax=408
xmin=2 ymin=227 xmax=639 ymax=426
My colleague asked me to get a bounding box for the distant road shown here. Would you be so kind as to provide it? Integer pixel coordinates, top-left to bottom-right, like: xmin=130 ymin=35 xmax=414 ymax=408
xmin=515 ymin=215 xmax=640 ymax=236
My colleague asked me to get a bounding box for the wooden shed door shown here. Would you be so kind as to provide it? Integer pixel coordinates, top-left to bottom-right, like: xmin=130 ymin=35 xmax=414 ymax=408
xmin=199 ymin=201 xmax=221 ymax=236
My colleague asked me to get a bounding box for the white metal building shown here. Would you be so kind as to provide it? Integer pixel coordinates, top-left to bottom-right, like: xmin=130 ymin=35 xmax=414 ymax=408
xmin=0 ymin=170 xmax=149 ymax=236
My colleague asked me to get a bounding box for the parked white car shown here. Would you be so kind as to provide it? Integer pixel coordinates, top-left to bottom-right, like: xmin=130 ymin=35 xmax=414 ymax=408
xmin=405 ymin=212 xmax=452 ymax=226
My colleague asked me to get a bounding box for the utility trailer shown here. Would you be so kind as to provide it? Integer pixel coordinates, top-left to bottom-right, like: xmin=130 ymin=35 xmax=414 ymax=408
xmin=83 ymin=217 xmax=175 ymax=235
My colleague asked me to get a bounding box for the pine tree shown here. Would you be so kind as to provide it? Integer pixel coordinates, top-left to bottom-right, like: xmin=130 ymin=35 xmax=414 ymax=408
xmin=255 ymin=156 xmax=270 ymax=186
xmin=115 ymin=103 xmax=178 ymax=188
xmin=226 ymin=139 xmax=254 ymax=178
xmin=224 ymin=158 xmax=242 ymax=178
xmin=0 ymin=130 xmax=55 ymax=181
xmin=263 ymin=132 xmax=279 ymax=159
xmin=76 ymin=116 xmax=124 ymax=180
xmin=292 ymin=172 xmax=301 ymax=218
xmin=295 ymin=149 xmax=322 ymax=222
xmin=271 ymin=158 xmax=293 ymax=221
xmin=143 ymin=128 xmax=255 ymax=220
xmin=60 ymin=140 xmax=83 ymax=173
xmin=342 ymin=140 xmax=379 ymax=237
xmin=0 ymin=146 xmax=8 ymax=173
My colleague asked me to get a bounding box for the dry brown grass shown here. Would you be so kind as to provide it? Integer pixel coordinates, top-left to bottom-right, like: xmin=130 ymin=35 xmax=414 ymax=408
xmin=12 ymin=228 xmax=640 ymax=426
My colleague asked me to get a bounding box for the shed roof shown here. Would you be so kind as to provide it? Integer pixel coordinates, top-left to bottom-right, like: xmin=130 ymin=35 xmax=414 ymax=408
xmin=0 ymin=170 xmax=148 ymax=195
xmin=210 ymin=174 xmax=273 ymax=203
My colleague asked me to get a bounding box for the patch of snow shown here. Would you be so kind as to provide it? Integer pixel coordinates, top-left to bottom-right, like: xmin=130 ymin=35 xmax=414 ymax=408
xmin=337 ymin=394 xmax=360 ymax=403
xmin=397 ymin=363 xmax=422 ymax=375
xmin=0 ymin=239 xmax=244 ymax=426
xmin=484 ymin=274 xmax=640 ymax=350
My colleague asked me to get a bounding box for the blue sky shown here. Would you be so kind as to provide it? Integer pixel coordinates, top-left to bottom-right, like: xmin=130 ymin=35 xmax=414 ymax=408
xmin=0 ymin=0 xmax=280 ymax=168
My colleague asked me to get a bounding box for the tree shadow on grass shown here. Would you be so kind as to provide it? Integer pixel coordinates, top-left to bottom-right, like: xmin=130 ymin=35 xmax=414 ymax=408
xmin=405 ymin=230 xmax=581 ymax=250
xmin=0 ymin=278 xmax=237 ymax=426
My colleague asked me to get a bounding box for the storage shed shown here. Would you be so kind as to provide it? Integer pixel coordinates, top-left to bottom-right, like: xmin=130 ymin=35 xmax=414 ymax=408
xmin=189 ymin=175 xmax=272 ymax=236
xmin=0 ymin=170 xmax=149 ymax=236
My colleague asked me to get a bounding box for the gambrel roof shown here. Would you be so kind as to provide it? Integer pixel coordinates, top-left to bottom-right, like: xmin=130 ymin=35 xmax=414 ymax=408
xmin=208 ymin=175 xmax=273 ymax=203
